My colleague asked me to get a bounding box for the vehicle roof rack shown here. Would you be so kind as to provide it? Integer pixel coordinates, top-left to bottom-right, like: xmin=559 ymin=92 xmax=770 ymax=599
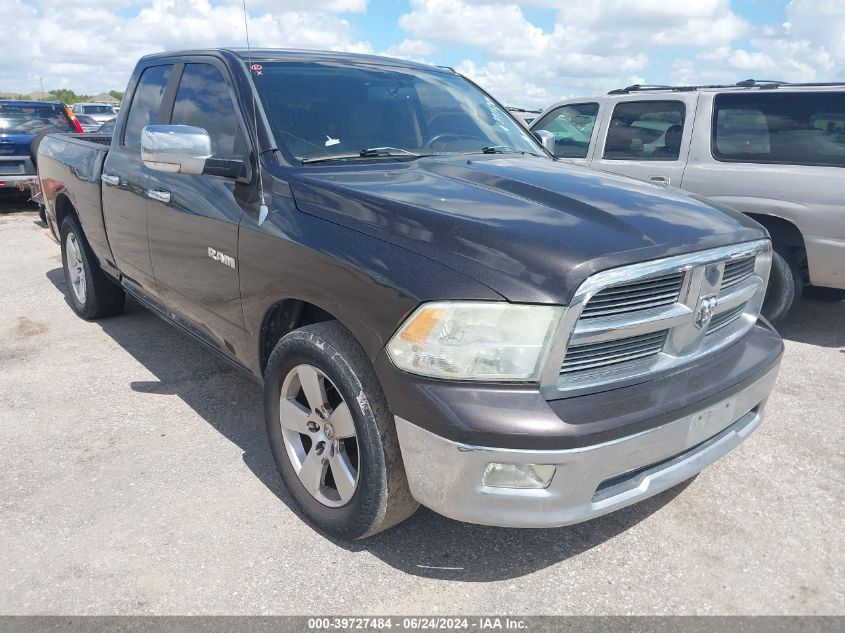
xmin=734 ymin=79 xmax=789 ymax=88
xmin=608 ymin=84 xmax=678 ymax=94
xmin=608 ymin=79 xmax=845 ymax=95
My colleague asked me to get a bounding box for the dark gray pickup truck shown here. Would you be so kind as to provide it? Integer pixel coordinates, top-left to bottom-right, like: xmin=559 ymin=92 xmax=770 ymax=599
xmin=37 ymin=48 xmax=783 ymax=538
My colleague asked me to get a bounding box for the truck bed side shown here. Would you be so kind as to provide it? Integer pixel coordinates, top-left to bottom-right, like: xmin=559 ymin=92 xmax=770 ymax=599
xmin=37 ymin=133 xmax=115 ymax=272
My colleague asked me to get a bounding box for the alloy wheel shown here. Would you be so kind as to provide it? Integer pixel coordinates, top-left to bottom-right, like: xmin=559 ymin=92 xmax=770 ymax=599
xmin=279 ymin=364 xmax=360 ymax=507
xmin=65 ymin=232 xmax=86 ymax=304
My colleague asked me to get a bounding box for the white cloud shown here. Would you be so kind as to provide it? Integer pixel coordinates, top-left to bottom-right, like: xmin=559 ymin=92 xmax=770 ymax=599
xmin=383 ymin=38 xmax=436 ymax=60
xmin=0 ymin=0 xmax=373 ymax=94
xmin=396 ymin=0 xmax=752 ymax=107
xmin=669 ymin=0 xmax=844 ymax=85
xmin=398 ymin=0 xmax=843 ymax=108
xmin=1 ymin=0 xmax=843 ymax=110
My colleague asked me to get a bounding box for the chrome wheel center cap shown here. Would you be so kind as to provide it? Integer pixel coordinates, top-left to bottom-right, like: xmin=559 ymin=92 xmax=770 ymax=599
xmin=323 ymin=422 xmax=335 ymax=440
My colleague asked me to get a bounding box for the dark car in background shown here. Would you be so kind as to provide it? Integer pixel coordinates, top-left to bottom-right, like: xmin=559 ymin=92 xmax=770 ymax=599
xmin=0 ymin=100 xmax=81 ymax=193
xmin=96 ymin=118 xmax=116 ymax=134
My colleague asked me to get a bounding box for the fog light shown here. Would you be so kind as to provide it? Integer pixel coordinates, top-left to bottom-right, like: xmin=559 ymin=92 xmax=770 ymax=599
xmin=482 ymin=463 xmax=556 ymax=489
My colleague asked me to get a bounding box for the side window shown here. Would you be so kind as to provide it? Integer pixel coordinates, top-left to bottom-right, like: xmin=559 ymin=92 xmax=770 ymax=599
xmin=171 ymin=63 xmax=240 ymax=157
xmin=123 ymin=64 xmax=173 ymax=151
xmin=532 ymin=103 xmax=599 ymax=158
xmin=713 ymin=92 xmax=845 ymax=167
xmin=603 ymin=100 xmax=686 ymax=160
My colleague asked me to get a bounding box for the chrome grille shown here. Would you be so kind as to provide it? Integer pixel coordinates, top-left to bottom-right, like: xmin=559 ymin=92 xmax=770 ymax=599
xmin=721 ymin=256 xmax=756 ymax=290
xmin=580 ymin=272 xmax=684 ymax=319
xmin=561 ymin=330 xmax=668 ymax=375
xmin=706 ymin=302 xmax=747 ymax=336
xmin=546 ymin=240 xmax=772 ymax=395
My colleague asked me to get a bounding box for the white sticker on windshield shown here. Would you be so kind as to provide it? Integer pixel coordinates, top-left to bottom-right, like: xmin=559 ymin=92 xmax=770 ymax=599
xmin=325 ymin=135 xmax=340 ymax=147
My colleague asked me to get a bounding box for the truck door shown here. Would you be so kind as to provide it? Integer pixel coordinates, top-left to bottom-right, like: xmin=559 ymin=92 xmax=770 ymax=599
xmin=146 ymin=60 xmax=250 ymax=357
xmin=589 ymin=94 xmax=697 ymax=189
xmin=101 ymin=63 xmax=173 ymax=296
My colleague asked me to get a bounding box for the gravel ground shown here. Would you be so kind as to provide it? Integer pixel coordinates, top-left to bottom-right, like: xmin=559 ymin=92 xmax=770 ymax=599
xmin=0 ymin=200 xmax=842 ymax=615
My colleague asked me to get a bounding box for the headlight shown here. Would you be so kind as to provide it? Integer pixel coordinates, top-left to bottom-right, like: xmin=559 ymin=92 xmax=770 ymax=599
xmin=386 ymin=302 xmax=563 ymax=381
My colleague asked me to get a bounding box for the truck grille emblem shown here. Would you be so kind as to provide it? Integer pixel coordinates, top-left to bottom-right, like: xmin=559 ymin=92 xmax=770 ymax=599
xmin=693 ymin=295 xmax=718 ymax=329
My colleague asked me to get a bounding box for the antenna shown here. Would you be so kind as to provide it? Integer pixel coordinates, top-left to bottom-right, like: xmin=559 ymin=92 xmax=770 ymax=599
xmin=242 ymin=0 xmax=268 ymax=225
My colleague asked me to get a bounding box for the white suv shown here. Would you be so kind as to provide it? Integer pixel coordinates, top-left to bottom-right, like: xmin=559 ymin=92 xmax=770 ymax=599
xmin=71 ymin=102 xmax=117 ymax=125
xmin=531 ymin=81 xmax=845 ymax=321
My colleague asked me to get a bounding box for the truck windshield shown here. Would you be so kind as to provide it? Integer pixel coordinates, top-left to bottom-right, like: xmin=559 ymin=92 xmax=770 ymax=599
xmin=250 ymin=62 xmax=542 ymax=162
xmin=0 ymin=103 xmax=71 ymax=135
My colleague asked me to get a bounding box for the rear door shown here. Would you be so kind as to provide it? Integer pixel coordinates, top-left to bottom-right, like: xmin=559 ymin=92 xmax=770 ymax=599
xmin=589 ymin=94 xmax=697 ymax=188
xmin=101 ymin=63 xmax=174 ymax=296
xmin=683 ymin=89 xmax=845 ymax=289
xmin=146 ymin=59 xmax=252 ymax=356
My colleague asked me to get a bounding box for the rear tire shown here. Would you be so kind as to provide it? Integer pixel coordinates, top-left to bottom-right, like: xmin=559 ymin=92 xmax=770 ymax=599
xmin=264 ymin=321 xmax=419 ymax=539
xmin=762 ymin=246 xmax=803 ymax=323
xmin=60 ymin=215 xmax=125 ymax=319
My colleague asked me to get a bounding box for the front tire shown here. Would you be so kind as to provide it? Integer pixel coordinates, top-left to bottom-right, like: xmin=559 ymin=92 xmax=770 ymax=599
xmin=264 ymin=321 xmax=418 ymax=539
xmin=60 ymin=215 xmax=125 ymax=319
xmin=762 ymin=246 xmax=803 ymax=323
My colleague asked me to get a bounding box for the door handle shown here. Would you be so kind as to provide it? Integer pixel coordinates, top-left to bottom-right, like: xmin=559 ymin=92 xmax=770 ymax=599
xmin=649 ymin=176 xmax=670 ymax=186
xmin=146 ymin=188 xmax=171 ymax=204
xmin=101 ymin=173 xmax=120 ymax=186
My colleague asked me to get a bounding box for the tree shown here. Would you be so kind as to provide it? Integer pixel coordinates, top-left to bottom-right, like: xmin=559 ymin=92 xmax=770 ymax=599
xmin=108 ymin=90 xmax=124 ymax=102
xmin=48 ymin=89 xmax=92 ymax=104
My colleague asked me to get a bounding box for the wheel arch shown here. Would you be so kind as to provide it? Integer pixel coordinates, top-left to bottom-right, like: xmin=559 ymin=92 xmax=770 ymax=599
xmin=259 ymin=298 xmax=354 ymax=376
xmin=745 ymin=212 xmax=806 ymax=251
xmin=54 ymin=192 xmax=79 ymax=233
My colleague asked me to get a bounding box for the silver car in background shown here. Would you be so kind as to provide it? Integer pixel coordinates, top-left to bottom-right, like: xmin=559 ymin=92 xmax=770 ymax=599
xmin=531 ymin=81 xmax=845 ymax=321
xmin=74 ymin=114 xmax=100 ymax=133
xmin=71 ymin=102 xmax=117 ymax=125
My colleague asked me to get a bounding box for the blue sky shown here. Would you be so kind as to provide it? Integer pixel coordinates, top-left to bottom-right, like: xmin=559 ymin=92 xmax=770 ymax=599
xmin=2 ymin=1 xmax=843 ymax=108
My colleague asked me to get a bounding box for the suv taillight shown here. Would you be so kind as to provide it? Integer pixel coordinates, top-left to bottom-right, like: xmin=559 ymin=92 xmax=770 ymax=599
xmin=65 ymin=105 xmax=83 ymax=133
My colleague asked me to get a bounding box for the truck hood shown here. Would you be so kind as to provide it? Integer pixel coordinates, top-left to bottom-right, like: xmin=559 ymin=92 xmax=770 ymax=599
xmin=290 ymin=154 xmax=766 ymax=304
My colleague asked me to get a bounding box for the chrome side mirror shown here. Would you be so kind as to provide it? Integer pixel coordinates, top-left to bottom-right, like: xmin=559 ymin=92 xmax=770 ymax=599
xmin=141 ymin=125 xmax=212 ymax=175
xmin=533 ymin=129 xmax=555 ymax=155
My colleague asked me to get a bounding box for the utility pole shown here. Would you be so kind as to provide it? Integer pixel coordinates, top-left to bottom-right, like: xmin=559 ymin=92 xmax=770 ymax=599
xmin=39 ymin=76 xmax=44 ymax=100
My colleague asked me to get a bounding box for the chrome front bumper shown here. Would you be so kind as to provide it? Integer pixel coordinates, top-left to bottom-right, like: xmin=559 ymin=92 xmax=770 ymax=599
xmin=395 ymin=363 xmax=779 ymax=528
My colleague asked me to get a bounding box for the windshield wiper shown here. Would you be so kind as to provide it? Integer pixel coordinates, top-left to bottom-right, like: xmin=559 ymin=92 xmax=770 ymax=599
xmin=361 ymin=147 xmax=427 ymax=158
xmin=481 ymin=145 xmax=519 ymax=154
xmin=481 ymin=145 xmax=541 ymax=156
xmin=302 ymin=147 xmax=431 ymax=164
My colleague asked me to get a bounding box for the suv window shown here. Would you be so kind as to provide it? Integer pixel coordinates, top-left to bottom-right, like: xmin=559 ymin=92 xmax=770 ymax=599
xmin=532 ymin=103 xmax=598 ymax=158
xmin=82 ymin=105 xmax=115 ymax=115
xmin=123 ymin=64 xmax=173 ymax=151
xmin=603 ymin=100 xmax=685 ymax=160
xmin=713 ymin=91 xmax=845 ymax=167
xmin=171 ymin=63 xmax=240 ymax=157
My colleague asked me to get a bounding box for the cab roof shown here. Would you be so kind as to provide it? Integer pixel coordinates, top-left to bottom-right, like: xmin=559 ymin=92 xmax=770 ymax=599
xmin=138 ymin=48 xmax=450 ymax=74
xmin=0 ymin=100 xmax=64 ymax=106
